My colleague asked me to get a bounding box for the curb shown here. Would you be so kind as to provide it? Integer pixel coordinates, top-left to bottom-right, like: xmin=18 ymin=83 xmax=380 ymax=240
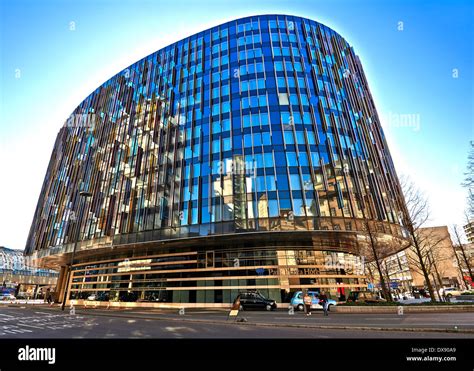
xmin=333 ymin=305 xmax=474 ymax=314
xmin=33 ymin=306 xmax=474 ymax=335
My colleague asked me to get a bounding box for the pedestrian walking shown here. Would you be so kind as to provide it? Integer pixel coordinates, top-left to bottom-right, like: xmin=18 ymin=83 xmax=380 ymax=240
xmin=303 ymin=291 xmax=312 ymax=316
xmin=319 ymin=290 xmax=329 ymax=316
xmin=439 ymin=287 xmax=447 ymax=302
xmin=46 ymin=288 xmax=52 ymax=305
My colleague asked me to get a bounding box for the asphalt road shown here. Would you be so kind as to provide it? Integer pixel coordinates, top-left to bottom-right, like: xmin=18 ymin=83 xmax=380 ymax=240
xmin=0 ymin=306 xmax=472 ymax=338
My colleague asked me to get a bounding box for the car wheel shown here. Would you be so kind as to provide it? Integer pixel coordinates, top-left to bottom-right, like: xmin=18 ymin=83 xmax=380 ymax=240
xmin=327 ymin=304 xmax=332 ymax=312
xmin=266 ymin=304 xmax=272 ymax=311
xmin=297 ymin=304 xmax=304 ymax=311
xmin=447 ymin=294 xmax=452 ymax=298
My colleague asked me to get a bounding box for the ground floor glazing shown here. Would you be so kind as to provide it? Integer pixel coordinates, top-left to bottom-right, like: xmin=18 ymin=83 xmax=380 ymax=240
xmin=63 ymin=244 xmax=366 ymax=305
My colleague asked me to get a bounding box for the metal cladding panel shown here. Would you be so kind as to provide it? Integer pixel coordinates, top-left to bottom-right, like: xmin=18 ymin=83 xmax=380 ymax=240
xmin=25 ymin=15 xmax=407 ymax=257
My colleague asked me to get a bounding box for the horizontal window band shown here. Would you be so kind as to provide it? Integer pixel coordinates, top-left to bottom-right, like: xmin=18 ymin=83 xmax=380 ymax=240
xmin=69 ymin=283 xmax=364 ymax=292
xmin=72 ymin=259 xmax=197 ymax=274
xmin=71 ymin=250 xmax=198 ymax=268
xmin=71 ymin=263 xmax=363 ymax=279
xmin=70 ymin=273 xmax=365 ymax=286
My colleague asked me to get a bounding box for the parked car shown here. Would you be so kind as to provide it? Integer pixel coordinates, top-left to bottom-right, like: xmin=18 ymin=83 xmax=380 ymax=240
xmin=419 ymin=289 xmax=430 ymax=298
xmin=235 ymin=291 xmax=277 ymax=311
xmin=15 ymin=292 xmax=31 ymax=300
xmin=290 ymin=291 xmax=337 ymax=311
xmin=411 ymin=288 xmax=430 ymax=298
xmin=442 ymin=287 xmax=463 ymax=298
xmin=397 ymin=291 xmax=414 ymax=300
xmin=0 ymin=293 xmax=16 ymax=301
xmin=346 ymin=291 xmax=386 ymax=304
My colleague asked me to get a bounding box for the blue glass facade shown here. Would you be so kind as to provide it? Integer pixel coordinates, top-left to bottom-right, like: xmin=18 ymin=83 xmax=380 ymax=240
xmin=26 ymin=15 xmax=408 ymax=306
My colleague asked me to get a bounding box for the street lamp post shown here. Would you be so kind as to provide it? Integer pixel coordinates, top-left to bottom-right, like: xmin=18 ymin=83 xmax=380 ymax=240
xmin=61 ymin=191 xmax=92 ymax=311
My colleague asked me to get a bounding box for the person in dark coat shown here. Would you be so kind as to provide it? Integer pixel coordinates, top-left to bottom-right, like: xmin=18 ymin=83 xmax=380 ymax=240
xmin=46 ymin=288 xmax=52 ymax=305
xmin=319 ymin=290 xmax=329 ymax=316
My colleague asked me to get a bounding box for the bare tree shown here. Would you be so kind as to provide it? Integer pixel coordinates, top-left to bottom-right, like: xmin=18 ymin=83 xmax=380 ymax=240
xmin=381 ymin=259 xmax=397 ymax=299
xmin=400 ymin=178 xmax=447 ymax=302
xmin=451 ymin=224 xmax=474 ymax=287
xmin=364 ymin=262 xmax=377 ymax=287
xmin=357 ymin=219 xmax=396 ymax=302
xmin=429 ymin=253 xmax=446 ymax=301
xmin=461 ymin=141 xmax=474 ymax=218
xmin=405 ymin=227 xmax=447 ymax=301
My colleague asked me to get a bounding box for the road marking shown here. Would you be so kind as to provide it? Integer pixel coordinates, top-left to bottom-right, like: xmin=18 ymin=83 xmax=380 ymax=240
xmin=0 ymin=310 xmax=98 ymax=337
xmin=17 ymin=323 xmax=44 ymax=329
xmin=363 ymin=318 xmax=403 ymax=320
xmin=164 ymin=326 xmax=197 ymax=332
xmin=188 ymin=311 xmax=223 ymax=314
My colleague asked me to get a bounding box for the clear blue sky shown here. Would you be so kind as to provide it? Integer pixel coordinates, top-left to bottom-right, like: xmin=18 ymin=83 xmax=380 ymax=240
xmin=0 ymin=0 xmax=472 ymax=250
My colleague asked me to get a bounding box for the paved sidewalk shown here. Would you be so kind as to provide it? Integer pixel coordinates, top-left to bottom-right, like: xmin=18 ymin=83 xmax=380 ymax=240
xmin=0 ymin=299 xmax=47 ymax=305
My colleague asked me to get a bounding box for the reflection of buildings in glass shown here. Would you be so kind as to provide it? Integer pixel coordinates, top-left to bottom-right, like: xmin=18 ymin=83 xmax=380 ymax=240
xmin=25 ymin=15 xmax=409 ymax=307
xmin=257 ymin=193 xmax=268 ymax=218
xmin=380 ymin=250 xmax=413 ymax=293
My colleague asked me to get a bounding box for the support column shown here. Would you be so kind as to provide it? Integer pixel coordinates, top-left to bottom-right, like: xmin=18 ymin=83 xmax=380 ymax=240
xmin=56 ymin=266 xmax=68 ymax=303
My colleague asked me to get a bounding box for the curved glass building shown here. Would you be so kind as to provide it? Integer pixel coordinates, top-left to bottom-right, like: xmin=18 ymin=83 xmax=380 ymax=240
xmin=25 ymin=14 xmax=408 ymax=307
